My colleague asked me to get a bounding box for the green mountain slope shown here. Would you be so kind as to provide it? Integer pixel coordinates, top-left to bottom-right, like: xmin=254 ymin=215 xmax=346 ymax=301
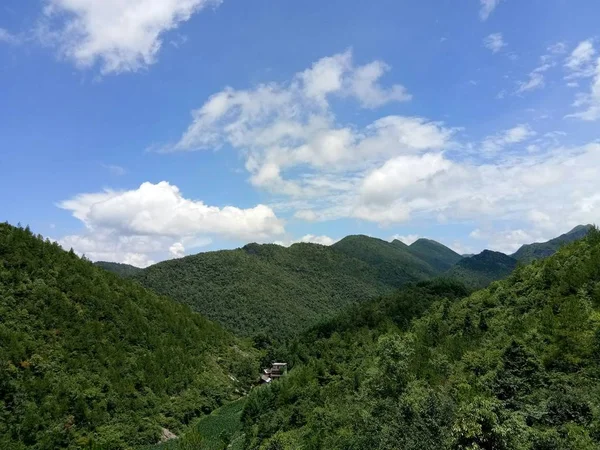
xmin=512 ymin=224 xmax=593 ymax=264
xmin=331 ymin=235 xmax=439 ymax=287
xmin=241 ymin=228 xmax=600 ymax=449
xmin=0 ymin=223 xmax=258 ymax=450
xmin=445 ymin=250 xmax=518 ymax=289
xmin=94 ymin=260 xmax=142 ymax=277
xmin=406 ymin=238 xmax=463 ymax=272
xmin=133 ymin=242 xmax=398 ymax=339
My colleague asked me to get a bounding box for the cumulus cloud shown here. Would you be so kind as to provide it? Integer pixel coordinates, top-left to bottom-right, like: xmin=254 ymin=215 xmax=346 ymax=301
xmin=58 ymin=181 xmax=284 ymax=265
xmin=60 ymin=181 xmax=284 ymax=239
xmin=345 ymin=143 xmax=600 ymax=232
xmin=39 ymin=0 xmax=222 ymax=74
xmin=484 ymin=33 xmax=506 ymax=53
xmin=168 ymin=50 xmax=450 ymax=198
xmin=479 ymin=0 xmax=502 ymax=21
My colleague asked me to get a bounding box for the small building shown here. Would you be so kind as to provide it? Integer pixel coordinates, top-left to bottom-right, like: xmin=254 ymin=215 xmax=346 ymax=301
xmin=260 ymin=362 xmax=287 ymax=383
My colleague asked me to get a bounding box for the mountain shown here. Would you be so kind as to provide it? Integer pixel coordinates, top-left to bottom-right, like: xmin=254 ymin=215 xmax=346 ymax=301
xmin=445 ymin=249 xmax=517 ymax=289
xmin=241 ymin=227 xmax=600 ymax=449
xmin=133 ymin=236 xmax=457 ymax=340
xmin=132 ymin=241 xmax=399 ymax=340
xmin=94 ymin=260 xmax=142 ymax=277
xmin=406 ymin=238 xmax=463 ymax=272
xmin=512 ymin=224 xmax=593 ymax=264
xmin=0 ymin=223 xmax=258 ymax=449
xmin=331 ymin=235 xmax=439 ymax=287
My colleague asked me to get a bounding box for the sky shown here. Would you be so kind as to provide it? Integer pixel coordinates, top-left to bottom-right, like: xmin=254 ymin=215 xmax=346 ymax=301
xmin=1 ymin=0 xmax=600 ymax=267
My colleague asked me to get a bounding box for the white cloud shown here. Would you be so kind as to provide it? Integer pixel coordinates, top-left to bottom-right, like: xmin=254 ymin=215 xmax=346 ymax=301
xmin=168 ymin=51 xmax=449 ymax=198
xmin=479 ymin=0 xmax=502 ymax=21
xmin=469 ymin=227 xmax=536 ymax=254
xmin=0 ymin=28 xmax=20 ymax=45
xmin=344 ymin=143 xmax=600 ymax=233
xmin=565 ymin=40 xmax=595 ymax=75
xmin=484 ymin=33 xmax=506 ymax=53
xmin=299 ymin=234 xmax=336 ymax=246
xmin=359 ymin=153 xmax=452 ymax=207
xmin=481 ymin=124 xmax=536 ymax=155
xmin=40 ymin=0 xmax=222 ymax=74
xmin=58 ymin=181 xmax=283 ymax=265
xmin=60 ymin=232 xmax=159 ymax=267
xmin=567 ymin=57 xmax=600 ymax=121
xmin=348 ymin=60 xmax=412 ymax=108
xmin=294 ymin=210 xmax=318 ymax=221
xmin=60 ymin=181 xmax=284 ymax=240
xmin=391 ymin=234 xmax=420 ymax=245
xmin=169 ymin=242 xmax=185 ymax=258
xmin=515 ymin=63 xmax=554 ymax=94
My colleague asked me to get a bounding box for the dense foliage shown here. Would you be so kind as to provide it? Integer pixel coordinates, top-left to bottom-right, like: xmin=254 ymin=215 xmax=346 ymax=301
xmin=241 ymin=229 xmax=600 ymax=449
xmin=0 ymin=223 xmax=258 ymax=450
xmin=132 ymin=238 xmax=446 ymax=339
xmin=512 ymin=224 xmax=592 ymax=264
xmin=94 ymin=261 xmax=143 ymax=277
xmin=445 ymin=250 xmax=518 ymax=290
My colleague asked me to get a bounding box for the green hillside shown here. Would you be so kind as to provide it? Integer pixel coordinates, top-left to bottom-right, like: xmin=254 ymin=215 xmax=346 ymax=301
xmin=445 ymin=250 xmax=518 ymax=290
xmin=0 ymin=223 xmax=258 ymax=450
xmin=407 ymin=238 xmax=463 ymax=272
xmin=331 ymin=235 xmax=439 ymax=287
xmin=133 ymin=241 xmax=398 ymax=339
xmin=512 ymin=224 xmax=593 ymax=264
xmin=94 ymin=261 xmax=143 ymax=277
xmin=241 ymin=228 xmax=600 ymax=449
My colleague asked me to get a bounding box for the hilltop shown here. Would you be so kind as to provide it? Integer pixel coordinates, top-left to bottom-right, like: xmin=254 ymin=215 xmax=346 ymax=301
xmin=406 ymin=238 xmax=463 ymax=272
xmin=0 ymin=223 xmax=258 ymax=449
xmin=445 ymin=249 xmax=518 ymax=290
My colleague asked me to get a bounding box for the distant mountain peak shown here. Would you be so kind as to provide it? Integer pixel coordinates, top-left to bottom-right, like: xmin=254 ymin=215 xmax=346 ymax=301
xmin=405 ymin=238 xmax=462 ymax=272
xmin=512 ymin=224 xmax=593 ymax=264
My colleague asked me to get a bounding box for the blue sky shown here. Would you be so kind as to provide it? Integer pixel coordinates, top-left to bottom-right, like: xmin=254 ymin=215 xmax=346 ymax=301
xmin=1 ymin=0 xmax=600 ymax=266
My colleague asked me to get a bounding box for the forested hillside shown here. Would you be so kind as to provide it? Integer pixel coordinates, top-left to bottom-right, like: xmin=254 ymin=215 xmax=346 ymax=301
xmin=445 ymin=250 xmax=518 ymax=290
xmin=94 ymin=261 xmax=142 ymax=277
xmin=0 ymin=223 xmax=258 ymax=450
xmin=132 ymin=241 xmax=398 ymax=339
xmin=241 ymin=228 xmax=600 ymax=449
